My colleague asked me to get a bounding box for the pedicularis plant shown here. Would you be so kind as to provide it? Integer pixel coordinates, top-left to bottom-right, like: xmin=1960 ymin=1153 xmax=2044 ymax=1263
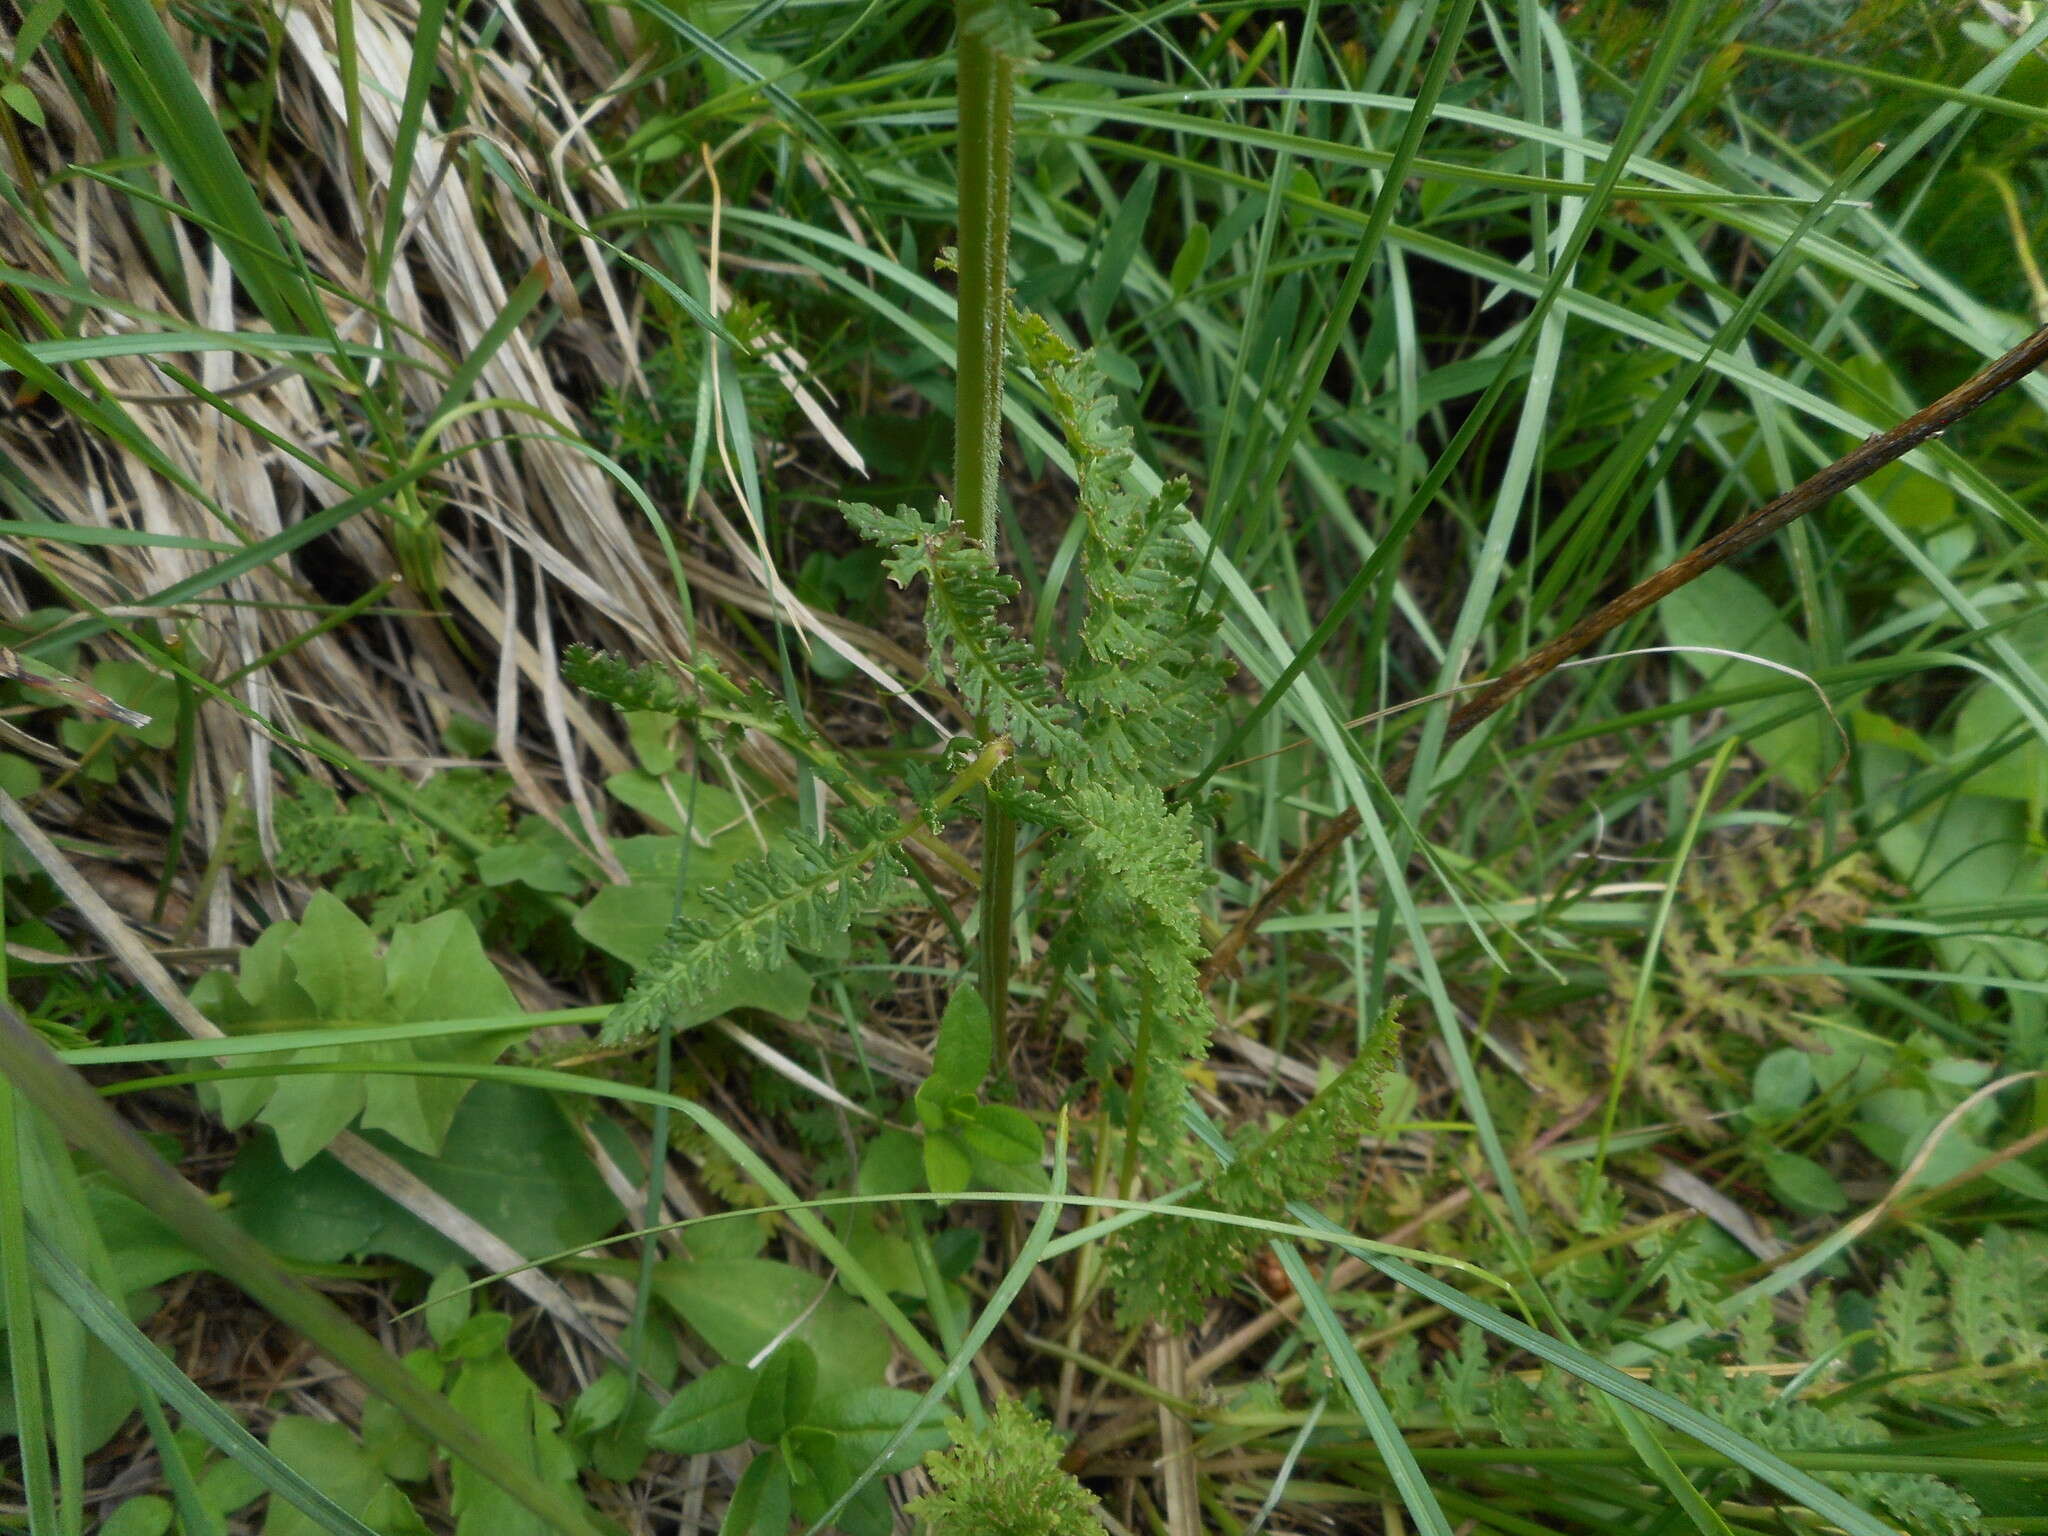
xmin=15 ymin=1 xmax=2048 ymax=1533
xmin=573 ymin=289 xmax=1237 ymax=1249
xmin=574 ymin=3 xmax=1242 ymax=1219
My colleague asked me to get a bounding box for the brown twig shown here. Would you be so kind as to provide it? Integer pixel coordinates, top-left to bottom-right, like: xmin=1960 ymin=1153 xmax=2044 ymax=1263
xmin=1202 ymin=322 xmax=2048 ymax=984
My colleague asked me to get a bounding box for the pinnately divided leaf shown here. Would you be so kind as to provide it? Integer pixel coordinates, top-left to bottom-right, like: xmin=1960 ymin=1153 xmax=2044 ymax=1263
xmin=603 ymin=807 xmax=904 ymax=1043
xmin=1010 ymin=308 xmax=1229 ymax=782
xmin=1052 ymin=781 xmax=1213 ymax=1165
xmin=957 ymin=0 xmax=1054 ymax=65
xmin=843 ymin=500 xmax=1081 ymax=763
xmin=563 ymin=643 xmax=840 ymax=780
xmin=1112 ymin=1008 xmax=1402 ymax=1327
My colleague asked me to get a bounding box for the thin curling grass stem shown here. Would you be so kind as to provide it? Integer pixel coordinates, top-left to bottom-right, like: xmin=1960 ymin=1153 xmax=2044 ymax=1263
xmin=1203 ymin=319 xmax=2048 ymax=984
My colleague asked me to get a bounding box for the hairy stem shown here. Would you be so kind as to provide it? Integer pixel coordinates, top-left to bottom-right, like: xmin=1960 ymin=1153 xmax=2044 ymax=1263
xmin=955 ymin=0 xmax=1021 ymax=1061
xmin=952 ymin=1 xmax=1015 ymax=552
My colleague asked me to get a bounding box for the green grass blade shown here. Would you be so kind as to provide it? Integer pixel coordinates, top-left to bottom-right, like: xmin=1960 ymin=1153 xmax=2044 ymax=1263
xmin=57 ymin=0 xmax=316 ymax=334
xmin=29 ymin=1233 xmax=384 ymax=1536
xmin=0 ymin=1002 xmax=606 ymax=1536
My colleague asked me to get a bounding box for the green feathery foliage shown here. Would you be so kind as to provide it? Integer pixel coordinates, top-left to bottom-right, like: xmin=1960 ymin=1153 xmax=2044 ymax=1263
xmin=563 ymin=643 xmax=847 ymax=787
xmin=957 ymin=0 xmax=1054 ymax=65
xmin=256 ymin=770 xmax=511 ymax=931
xmin=841 ymin=501 xmax=1079 ymax=762
xmin=1048 ymin=781 xmax=1212 ymax=1161
xmin=1111 ymin=1008 xmax=1402 ymax=1328
xmin=906 ymin=1400 xmax=1099 ymax=1536
xmin=1011 ymin=308 xmax=1229 ymax=784
xmin=601 ymin=806 xmax=905 ymax=1043
xmin=1359 ymin=1230 xmax=2042 ymax=1536
xmin=843 ymin=305 xmax=1231 ymax=1179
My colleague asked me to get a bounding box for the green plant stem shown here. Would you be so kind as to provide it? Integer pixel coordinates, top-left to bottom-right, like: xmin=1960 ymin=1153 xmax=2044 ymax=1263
xmin=978 ymin=797 xmax=1015 ymax=1070
xmin=0 ymin=1082 xmax=58 ymax=1536
xmin=954 ymin=0 xmax=1022 ymax=1066
xmin=951 ymin=1 xmax=1015 ymax=553
xmin=1117 ymin=985 xmax=1156 ymax=1203
xmin=0 ymin=999 xmax=606 ymax=1536
xmin=902 ymin=1204 xmax=986 ymax=1429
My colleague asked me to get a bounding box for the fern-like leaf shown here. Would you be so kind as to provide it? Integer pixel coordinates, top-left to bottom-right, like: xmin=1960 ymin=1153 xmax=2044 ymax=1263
xmin=603 ymin=806 xmax=903 ymax=1043
xmin=1877 ymin=1246 xmax=1944 ymax=1373
xmin=907 ymin=1400 xmax=1098 ymax=1536
xmin=1010 ymin=309 xmax=1229 ymax=781
xmin=1053 ymin=781 xmax=1212 ymax=1163
xmin=843 ymin=500 xmax=1080 ymax=762
xmin=1111 ymin=1009 xmax=1401 ymax=1327
xmin=563 ymin=643 xmax=842 ymax=782
xmin=957 ymin=0 xmax=1054 ymax=65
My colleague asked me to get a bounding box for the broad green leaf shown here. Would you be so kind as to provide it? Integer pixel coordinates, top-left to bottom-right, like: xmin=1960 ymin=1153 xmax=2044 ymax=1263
xmin=1760 ymin=1150 xmax=1846 ymax=1213
xmin=1951 ymin=671 xmax=2048 ymax=809
xmin=423 ymin=1264 xmax=472 ymax=1347
xmin=475 ymin=833 xmax=584 ymax=896
xmin=82 ymin=1180 xmax=208 ymax=1292
xmin=565 ymin=1370 xmax=633 ymax=1439
xmin=361 ymin=1380 xmax=436 ymax=1484
xmin=840 ymin=1215 xmax=923 ymax=1298
xmin=222 ymin=1134 xmax=460 ymax=1273
xmin=1860 ymin=752 xmax=2043 ymax=983
xmin=1867 ymin=460 xmax=1956 ymax=531
xmin=927 ymin=985 xmax=991 ymax=1099
xmin=1660 ymin=567 xmax=1825 ymax=791
xmin=260 ymin=1419 xmax=427 ymax=1536
xmin=368 ymin=1082 xmax=625 ymax=1260
xmin=651 ymin=1259 xmax=890 ymax=1398
xmin=807 ymin=1388 xmax=948 ymax=1473
xmin=1988 ymin=1158 xmax=2048 ymax=1202
xmin=53 ymin=661 xmax=175 ymax=754
xmin=286 ymin=894 xmax=389 ymax=1023
xmin=855 ymin=1129 xmax=924 ymax=1197
xmin=223 ymin=1083 xmax=622 ymax=1270
xmin=446 ymin=1350 xmax=582 ymax=1536
xmin=573 ymin=834 xmax=814 ymax=1025
xmin=197 ymin=896 xmax=526 ymax=1165
xmin=782 ymin=1441 xmax=864 ymax=1531
xmin=647 ymin=1363 xmax=755 ymax=1454
xmin=199 ymin=1455 xmax=267 ymax=1519
xmin=0 ymin=81 xmax=45 ymax=127
xmin=263 ymin=1046 xmax=369 ymax=1170
xmin=965 ymin=1142 xmax=1052 ymax=1196
xmin=746 ymin=1342 xmax=817 ymax=1443
xmin=1748 ymin=1050 xmax=1813 ymax=1123
xmin=958 ymin=1103 xmax=1040 ymax=1165
xmin=583 ymin=1380 xmax=665 ymax=1483
xmin=440 ymin=1311 xmax=513 ymax=1362
xmin=0 ymin=751 xmax=40 ymax=797
xmin=364 ymin=911 xmax=522 ymax=1154
xmin=624 ymin=711 xmax=683 ymax=775
xmin=102 ymin=1497 xmax=171 ymax=1536
xmin=923 ymin=1131 xmax=972 ymax=1195
xmin=604 ymin=772 xmax=753 ymax=838
xmin=721 ymin=1451 xmax=790 ymax=1536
